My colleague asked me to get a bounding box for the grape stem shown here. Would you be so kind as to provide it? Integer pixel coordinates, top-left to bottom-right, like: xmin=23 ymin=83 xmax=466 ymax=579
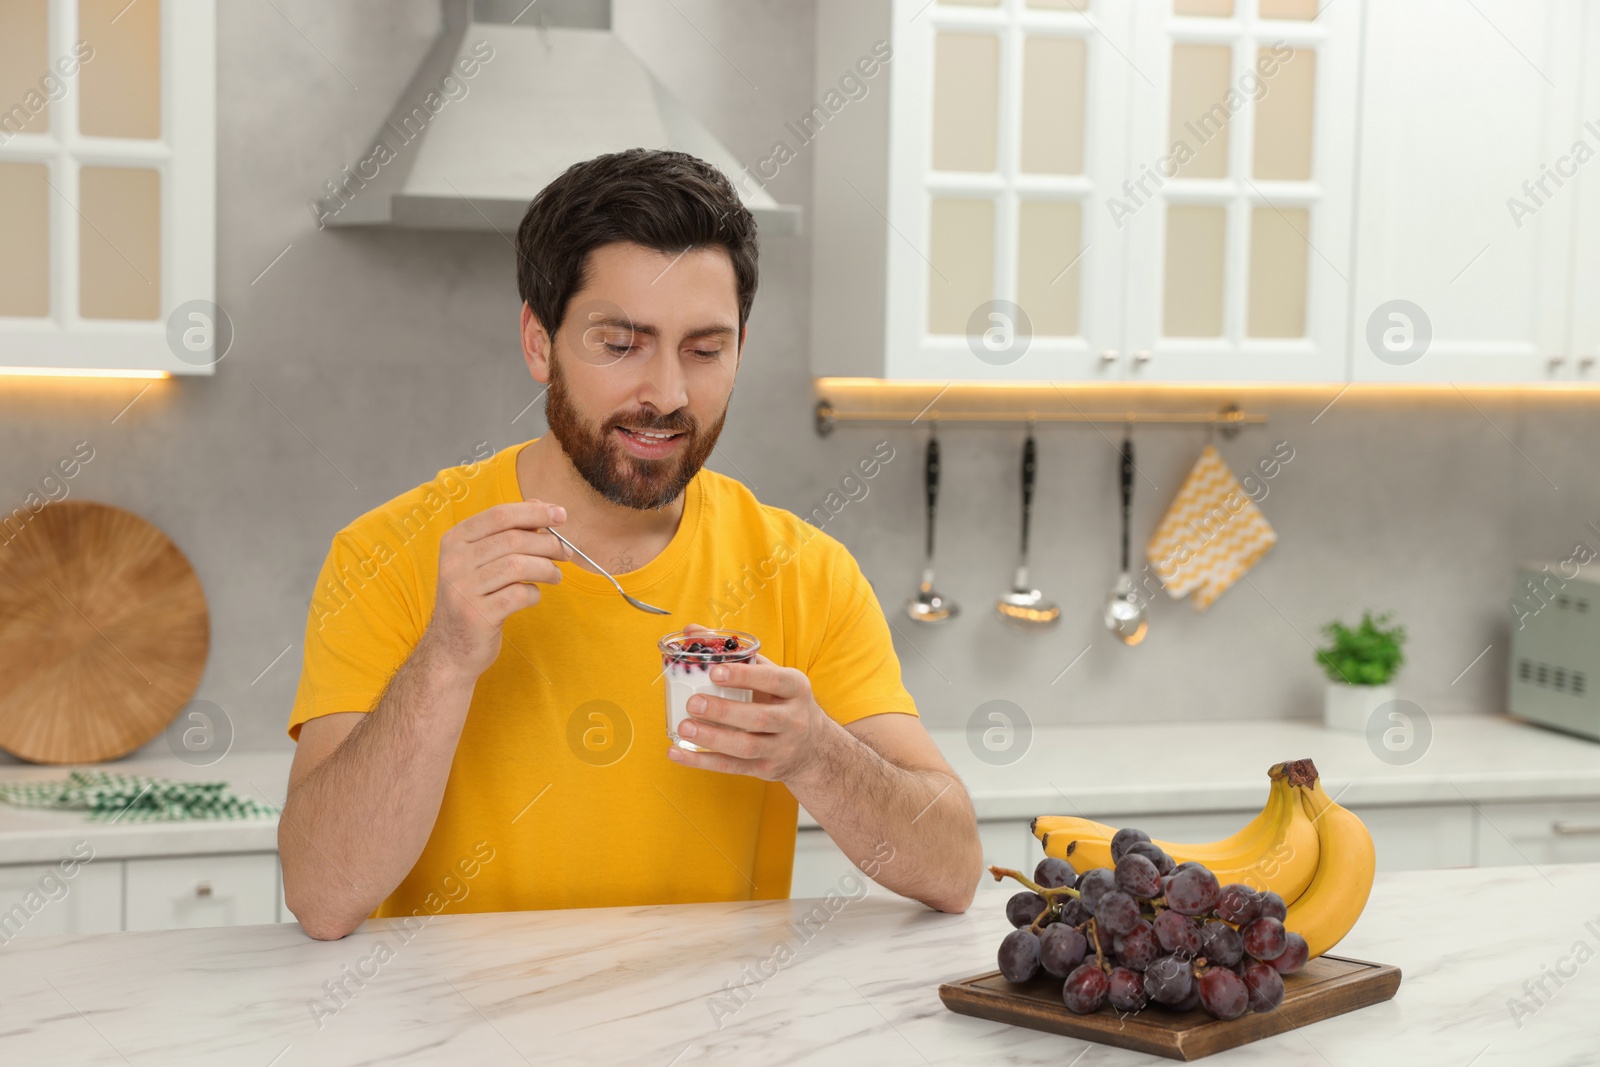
xmin=1089 ymin=919 xmax=1107 ymax=971
xmin=987 ymin=866 xmax=1081 ymax=901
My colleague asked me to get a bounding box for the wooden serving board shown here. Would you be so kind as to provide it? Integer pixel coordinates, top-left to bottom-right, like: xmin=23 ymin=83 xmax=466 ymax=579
xmin=940 ymin=955 xmax=1400 ymax=1061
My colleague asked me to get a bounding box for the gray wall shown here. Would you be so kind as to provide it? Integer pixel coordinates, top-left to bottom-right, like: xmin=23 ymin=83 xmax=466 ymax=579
xmin=1 ymin=0 xmax=1593 ymax=765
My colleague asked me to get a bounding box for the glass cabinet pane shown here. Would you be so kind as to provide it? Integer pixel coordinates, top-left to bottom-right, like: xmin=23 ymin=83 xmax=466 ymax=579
xmin=0 ymin=0 xmax=51 ymax=136
xmin=932 ymin=33 xmax=1000 ymax=172
xmin=1260 ymin=0 xmax=1319 ymax=19
xmin=1253 ymin=48 xmax=1315 ymax=180
xmin=1173 ymin=0 xmax=1234 ymax=16
xmin=927 ymin=198 xmax=995 ymax=335
xmin=1016 ymin=201 xmax=1082 ymax=336
xmin=1163 ymin=205 xmax=1226 ymax=337
xmin=0 ymin=163 xmax=51 ymax=318
xmin=1168 ymin=44 xmax=1233 ymax=179
xmin=79 ymin=0 xmax=162 ymax=139
xmin=1247 ymin=206 xmax=1308 ymax=338
xmin=1020 ymin=35 xmax=1087 ymax=175
xmin=80 ymin=165 xmax=161 ymax=320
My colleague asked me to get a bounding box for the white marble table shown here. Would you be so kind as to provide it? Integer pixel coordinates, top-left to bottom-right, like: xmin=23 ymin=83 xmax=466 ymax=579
xmin=3 ymin=862 xmax=1597 ymax=1065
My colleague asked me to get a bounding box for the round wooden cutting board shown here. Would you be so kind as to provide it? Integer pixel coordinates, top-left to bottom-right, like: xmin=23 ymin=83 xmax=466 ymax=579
xmin=0 ymin=501 xmax=209 ymax=764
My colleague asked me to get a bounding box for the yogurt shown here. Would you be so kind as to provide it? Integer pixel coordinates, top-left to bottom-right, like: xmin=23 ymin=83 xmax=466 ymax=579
xmin=658 ymin=629 xmax=761 ymax=752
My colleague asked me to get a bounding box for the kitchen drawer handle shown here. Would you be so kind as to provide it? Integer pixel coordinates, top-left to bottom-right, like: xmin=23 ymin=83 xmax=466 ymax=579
xmin=1551 ymin=821 xmax=1600 ymax=836
xmin=195 ymin=880 xmax=214 ymax=898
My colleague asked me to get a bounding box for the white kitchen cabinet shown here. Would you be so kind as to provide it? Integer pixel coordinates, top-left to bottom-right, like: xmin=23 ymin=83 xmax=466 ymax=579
xmin=0 ymin=0 xmax=220 ymax=376
xmin=1350 ymin=0 xmax=1586 ymax=384
xmin=1346 ymin=803 xmax=1476 ymax=872
xmin=0 ymin=859 xmax=122 ymax=939
xmin=124 ymin=853 xmax=279 ymax=931
xmin=792 ymin=819 xmax=1033 ymax=898
xmin=1569 ymin=3 xmax=1600 ymax=384
xmin=812 ymin=0 xmax=1359 ymax=384
xmin=1474 ymin=800 xmax=1600 ymax=867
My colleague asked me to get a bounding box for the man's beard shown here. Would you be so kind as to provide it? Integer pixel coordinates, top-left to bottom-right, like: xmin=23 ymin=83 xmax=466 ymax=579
xmin=544 ymin=355 xmax=726 ymax=510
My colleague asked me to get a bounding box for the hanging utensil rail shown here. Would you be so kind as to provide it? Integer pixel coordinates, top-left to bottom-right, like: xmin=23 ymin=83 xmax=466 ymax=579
xmin=814 ymin=401 xmax=1266 ymax=436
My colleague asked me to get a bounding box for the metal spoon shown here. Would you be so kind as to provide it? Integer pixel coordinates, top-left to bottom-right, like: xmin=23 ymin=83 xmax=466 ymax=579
xmin=1102 ymin=430 xmax=1148 ymax=645
xmin=996 ymin=431 xmax=1059 ymax=626
xmin=907 ymin=431 xmax=958 ymax=623
xmin=547 ymin=528 xmax=671 ymax=615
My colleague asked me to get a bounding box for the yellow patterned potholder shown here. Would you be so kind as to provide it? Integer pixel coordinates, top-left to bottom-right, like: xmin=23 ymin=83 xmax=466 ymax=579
xmin=1144 ymin=445 xmax=1277 ymax=610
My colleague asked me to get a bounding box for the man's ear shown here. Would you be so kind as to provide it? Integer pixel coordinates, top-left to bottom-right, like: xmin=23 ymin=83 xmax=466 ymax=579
xmin=521 ymin=302 xmax=552 ymax=382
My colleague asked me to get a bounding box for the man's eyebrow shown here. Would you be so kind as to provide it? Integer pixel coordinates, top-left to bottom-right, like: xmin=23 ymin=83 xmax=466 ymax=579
xmin=586 ymin=317 xmax=736 ymax=341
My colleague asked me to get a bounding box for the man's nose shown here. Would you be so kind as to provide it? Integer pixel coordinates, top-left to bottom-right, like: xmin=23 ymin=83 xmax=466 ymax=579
xmin=636 ymin=349 xmax=689 ymax=416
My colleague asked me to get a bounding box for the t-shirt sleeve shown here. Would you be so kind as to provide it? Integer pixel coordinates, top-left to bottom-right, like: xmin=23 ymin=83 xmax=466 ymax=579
xmin=287 ymin=530 xmax=425 ymax=742
xmin=803 ymin=537 xmax=919 ymax=727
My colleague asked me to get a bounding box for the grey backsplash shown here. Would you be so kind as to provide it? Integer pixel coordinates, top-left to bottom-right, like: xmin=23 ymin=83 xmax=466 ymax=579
xmin=0 ymin=0 xmax=1591 ymax=764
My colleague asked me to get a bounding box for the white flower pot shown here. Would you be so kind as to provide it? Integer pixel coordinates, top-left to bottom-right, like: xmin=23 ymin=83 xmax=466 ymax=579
xmin=1324 ymin=683 xmax=1394 ymax=733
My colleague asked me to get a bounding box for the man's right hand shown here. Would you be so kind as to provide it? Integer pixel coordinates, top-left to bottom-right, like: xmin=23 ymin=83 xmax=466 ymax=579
xmin=419 ymin=501 xmax=571 ymax=679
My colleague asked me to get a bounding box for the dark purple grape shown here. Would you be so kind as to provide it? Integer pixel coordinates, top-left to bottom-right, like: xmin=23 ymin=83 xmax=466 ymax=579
xmin=1095 ymin=890 xmax=1140 ymax=937
xmin=1034 ymin=857 xmax=1078 ymax=890
xmin=1114 ymin=920 xmax=1161 ymax=971
xmin=1063 ymin=962 xmax=1110 ymax=1014
xmin=998 ymin=928 xmax=1041 ymax=982
xmin=1107 ymin=967 xmax=1148 ymax=1013
xmin=1127 ymin=841 xmax=1175 ymax=875
xmin=1164 ymin=867 xmax=1221 ymax=916
xmin=1241 ymin=917 xmax=1288 ymax=961
xmin=1058 ymin=898 xmax=1091 ymax=926
xmin=1172 ymin=860 xmax=1204 ymax=873
xmin=1006 ymin=891 xmax=1046 ymax=928
xmin=1199 ymin=921 xmax=1244 ymax=967
xmin=1039 ymin=924 xmax=1088 ymax=977
xmin=1077 ymin=868 xmax=1116 ymax=911
xmin=1153 ymin=910 xmax=1202 ymax=958
xmin=1215 ymin=883 xmax=1262 ymax=925
xmin=1114 ymin=853 xmax=1163 ymax=898
xmin=1144 ymin=955 xmax=1194 ymax=1006
xmin=1110 ymin=827 xmax=1151 ymax=864
xmin=1169 ymin=982 xmax=1203 ymax=1012
xmin=1241 ymin=959 xmax=1285 ymax=1012
xmin=1268 ymin=932 xmax=1309 ymax=974
xmin=1256 ymin=890 xmax=1287 ymax=922
xmin=1198 ymin=968 xmax=1250 ymax=1020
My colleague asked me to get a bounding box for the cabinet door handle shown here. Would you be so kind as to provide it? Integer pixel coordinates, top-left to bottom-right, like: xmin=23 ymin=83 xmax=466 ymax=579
xmin=1581 ymin=357 xmax=1596 ymax=372
xmin=1133 ymin=350 xmax=1152 ymax=364
xmin=1548 ymin=356 xmax=1566 ymax=370
xmin=1099 ymin=349 xmax=1119 ymax=364
xmin=1550 ymin=821 xmax=1600 ymax=836
xmin=195 ymin=880 xmax=214 ymax=898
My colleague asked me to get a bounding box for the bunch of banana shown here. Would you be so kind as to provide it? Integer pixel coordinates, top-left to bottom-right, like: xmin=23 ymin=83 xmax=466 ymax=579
xmin=1031 ymin=758 xmax=1375 ymax=959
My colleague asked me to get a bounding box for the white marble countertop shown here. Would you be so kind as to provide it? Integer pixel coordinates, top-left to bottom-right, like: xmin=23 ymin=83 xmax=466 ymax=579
xmin=2 ymin=861 xmax=1596 ymax=1065
xmin=2 ymin=716 xmax=1597 ymax=860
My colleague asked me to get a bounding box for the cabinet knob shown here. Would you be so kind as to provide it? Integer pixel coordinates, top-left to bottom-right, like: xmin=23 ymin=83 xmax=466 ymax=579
xmin=1551 ymin=821 xmax=1600 ymax=836
xmin=1548 ymin=356 xmax=1566 ymax=370
xmin=1098 ymin=349 xmax=1118 ymax=364
xmin=195 ymin=880 xmax=214 ymax=898
xmin=1133 ymin=350 xmax=1152 ymax=364
xmin=1581 ymin=357 xmax=1596 ymax=372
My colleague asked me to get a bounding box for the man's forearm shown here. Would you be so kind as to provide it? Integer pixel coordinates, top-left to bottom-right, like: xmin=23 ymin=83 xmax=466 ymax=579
xmin=786 ymin=719 xmax=982 ymax=912
xmin=279 ymin=638 xmax=477 ymax=939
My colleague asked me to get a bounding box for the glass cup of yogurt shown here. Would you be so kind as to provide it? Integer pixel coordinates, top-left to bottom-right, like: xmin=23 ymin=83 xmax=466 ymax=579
xmin=658 ymin=629 xmax=761 ymax=752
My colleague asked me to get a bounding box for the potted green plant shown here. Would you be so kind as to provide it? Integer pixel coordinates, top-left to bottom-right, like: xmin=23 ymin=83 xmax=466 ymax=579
xmin=1316 ymin=612 xmax=1407 ymax=732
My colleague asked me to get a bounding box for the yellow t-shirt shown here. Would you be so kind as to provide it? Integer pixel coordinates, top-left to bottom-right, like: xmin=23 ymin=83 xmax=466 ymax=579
xmin=288 ymin=439 xmax=916 ymax=920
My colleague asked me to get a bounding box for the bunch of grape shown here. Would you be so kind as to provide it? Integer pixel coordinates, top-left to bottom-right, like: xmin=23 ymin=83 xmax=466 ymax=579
xmin=993 ymin=828 xmax=1309 ymax=1020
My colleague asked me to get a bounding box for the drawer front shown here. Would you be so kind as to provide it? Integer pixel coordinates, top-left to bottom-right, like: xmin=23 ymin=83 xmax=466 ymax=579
xmin=1475 ymin=800 xmax=1600 ymax=867
xmin=125 ymin=853 xmax=279 ymax=931
xmin=791 ymin=820 xmax=1032 ymax=899
xmin=1347 ymin=804 xmax=1475 ymax=871
xmin=0 ymin=858 xmax=121 ymax=939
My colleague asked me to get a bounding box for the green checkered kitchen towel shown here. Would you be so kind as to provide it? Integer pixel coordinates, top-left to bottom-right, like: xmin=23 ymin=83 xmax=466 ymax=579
xmin=0 ymin=770 xmax=280 ymax=822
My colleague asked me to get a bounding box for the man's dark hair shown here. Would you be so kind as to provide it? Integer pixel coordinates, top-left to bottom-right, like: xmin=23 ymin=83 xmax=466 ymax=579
xmin=514 ymin=148 xmax=759 ymax=343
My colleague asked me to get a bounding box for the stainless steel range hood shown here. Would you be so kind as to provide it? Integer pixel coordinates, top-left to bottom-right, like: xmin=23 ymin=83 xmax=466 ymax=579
xmin=316 ymin=0 xmax=800 ymax=234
